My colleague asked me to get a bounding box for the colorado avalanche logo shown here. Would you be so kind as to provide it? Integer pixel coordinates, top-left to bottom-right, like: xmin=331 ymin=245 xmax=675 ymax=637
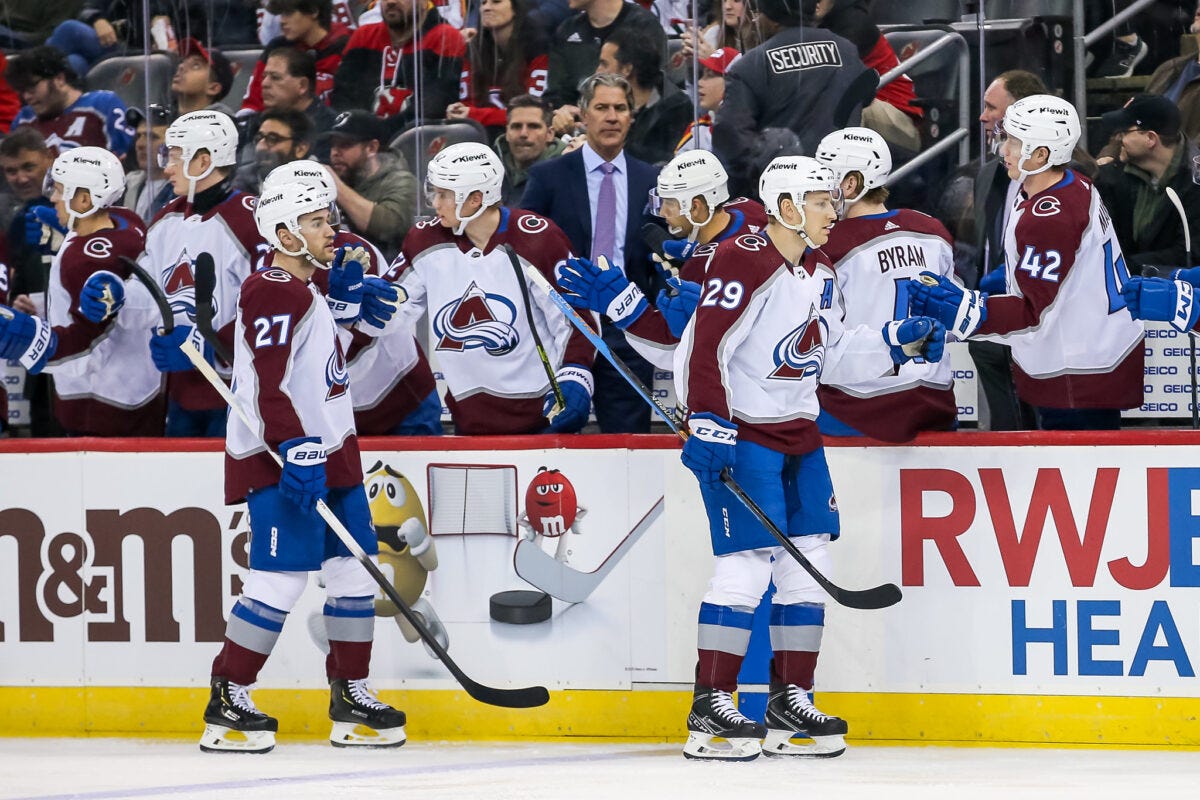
xmin=325 ymin=339 xmax=349 ymax=401
xmin=769 ymin=308 xmax=826 ymax=380
xmin=162 ymin=250 xmax=196 ymax=319
xmin=433 ymin=281 xmax=520 ymax=355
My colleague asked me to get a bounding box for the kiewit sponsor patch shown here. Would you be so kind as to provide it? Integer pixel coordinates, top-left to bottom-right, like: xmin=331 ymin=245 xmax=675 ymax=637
xmin=765 ymin=41 xmax=842 ymax=74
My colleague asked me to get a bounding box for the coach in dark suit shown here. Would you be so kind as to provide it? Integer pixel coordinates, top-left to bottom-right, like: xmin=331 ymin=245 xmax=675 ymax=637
xmin=522 ymin=73 xmax=663 ymax=433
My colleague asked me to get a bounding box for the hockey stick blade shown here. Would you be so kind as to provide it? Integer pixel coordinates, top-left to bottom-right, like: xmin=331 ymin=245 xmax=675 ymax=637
xmin=523 ymin=264 xmax=902 ymax=611
xmin=515 ymin=497 xmax=664 ymax=603
xmin=179 ymin=339 xmax=549 ymax=708
xmin=119 ymin=256 xmax=174 ymax=333
xmin=193 ymin=252 xmax=234 ymax=365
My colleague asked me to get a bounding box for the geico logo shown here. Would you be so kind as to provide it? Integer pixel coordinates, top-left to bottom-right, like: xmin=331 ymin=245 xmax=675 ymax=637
xmin=654 ymin=371 xmax=673 ymax=380
xmin=952 ymin=369 xmax=974 ymax=379
xmin=1164 ymin=384 xmax=1192 ymax=393
xmin=1162 ymin=347 xmax=1191 ymax=356
xmin=1145 ymin=366 xmax=1178 ymax=375
xmin=653 ymin=389 xmax=668 ymax=398
xmin=1144 ymin=385 xmax=1154 ymax=394
xmin=1146 ymin=328 xmax=1178 ymax=338
xmin=3 ymin=375 xmax=17 ymax=384
xmin=956 ymin=406 xmax=975 ymax=415
xmin=1143 ymin=402 xmax=1179 ymax=411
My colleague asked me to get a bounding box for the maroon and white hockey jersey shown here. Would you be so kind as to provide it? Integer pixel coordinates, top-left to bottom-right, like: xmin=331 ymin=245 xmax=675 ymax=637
xmin=974 ymin=170 xmax=1144 ymax=409
xmin=817 ymin=209 xmax=957 ymax=442
xmin=225 ymin=267 xmax=362 ymax=504
xmin=384 ymin=207 xmax=593 ymax=434
xmin=623 ymin=197 xmax=768 ymax=368
xmin=42 ymin=208 xmax=165 ymax=435
xmin=675 ymin=233 xmax=896 ymax=454
xmin=140 ymin=190 xmax=268 ymax=412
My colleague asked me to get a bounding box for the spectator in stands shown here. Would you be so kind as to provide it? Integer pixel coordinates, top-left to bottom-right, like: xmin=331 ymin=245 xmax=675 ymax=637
xmin=1089 ymin=0 xmax=1149 ymax=79
xmin=712 ymin=0 xmax=868 ymax=198
xmin=0 ymin=125 xmax=64 ymax=436
xmin=445 ymin=0 xmax=550 ymax=138
xmin=6 ymin=46 xmax=133 ymax=157
xmin=814 ymin=0 xmax=921 ymax=154
xmin=521 ymin=73 xmax=662 ymax=433
xmin=241 ymin=0 xmax=351 ymax=114
xmin=257 ymin=0 xmax=358 ymax=45
xmin=543 ymin=0 xmax=665 ymax=126
xmin=171 ymin=38 xmax=236 ymax=117
xmin=1145 ymin=3 xmax=1200 ymax=144
xmin=597 ymin=26 xmax=692 ymax=166
xmin=675 ymin=47 xmax=739 ymax=154
xmin=123 ymin=104 xmax=174 ymax=221
xmin=702 ymin=0 xmax=761 ymax=54
xmin=1096 ymin=95 xmax=1200 ymax=273
xmin=236 ymin=108 xmax=313 ymax=194
xmin=45 ymin=2 xmax=201 ymax=78
xmin=257 ymin=48 xmax=338 ymax=136
xmin=321 ymin=110 xmax=417 ymax=258
xmin=0 ymin=54 xmax=20 ymax=133
xmin=496 ymin=94 xmax=567 ymax=205
xmin=331 ymin=0 xmax=466 ymax=141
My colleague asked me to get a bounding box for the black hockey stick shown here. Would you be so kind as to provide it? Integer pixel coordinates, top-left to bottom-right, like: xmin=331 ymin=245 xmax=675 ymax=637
xmin=503 ymin=243 xmax=565 ymax=417
xmin=193 ymin=252 xmax=234 ymax=366
xmin=523 ymin=263 xmax=902 ymax=611
xmin=179 ymin=334 xmax=551 ymax=709
xmin=119 ymin=256 xmax=174 ymax=333
xmin=1164 ymin=188 xmax=1199 ymax=430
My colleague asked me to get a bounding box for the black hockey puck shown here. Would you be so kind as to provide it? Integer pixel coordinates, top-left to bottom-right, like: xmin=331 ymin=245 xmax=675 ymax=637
xmin=489 ymin=590 xmax=552 ymax=624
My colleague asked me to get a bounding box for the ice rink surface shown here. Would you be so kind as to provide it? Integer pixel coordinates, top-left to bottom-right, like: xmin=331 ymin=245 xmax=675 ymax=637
xmin=2 ymin=738 xmax=1197 ymax=800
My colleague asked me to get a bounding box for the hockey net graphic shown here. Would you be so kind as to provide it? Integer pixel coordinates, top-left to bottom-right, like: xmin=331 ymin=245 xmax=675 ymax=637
xmin=426 ymin=463 xmax=518 ymax=536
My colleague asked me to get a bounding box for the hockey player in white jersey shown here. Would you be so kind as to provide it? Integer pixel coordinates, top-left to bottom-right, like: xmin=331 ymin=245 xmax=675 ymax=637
xmin=259 ymin=161 xmax=441 ymax=436
xmin=558 ymin=149 xmax=767 ymax=370
xmin=139 ymin=110 xmax=269 ymax=436
xmin=380 ymin=142 xmax=595 ymax=435
xmin=910 ymin=95 xmax=1144 ymax=429
xmin=0 ymin=147 xmax=164 ymax=435
xmin=815 ymin=127 xmax=957 ymax=442
xmin=675 ymin=156 xmax=945 ymax=761
xmin=202 ymin=180 xmax=404 ymax=754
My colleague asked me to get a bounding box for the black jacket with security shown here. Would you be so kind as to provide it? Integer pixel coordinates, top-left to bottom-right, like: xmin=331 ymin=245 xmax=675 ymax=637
xmin=713 ymin=23 xmax=867 ymax=197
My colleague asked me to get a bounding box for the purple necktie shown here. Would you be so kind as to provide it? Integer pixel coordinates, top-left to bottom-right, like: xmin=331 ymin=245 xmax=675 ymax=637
xmin=591 ymin=161 xmax=617 ymax=261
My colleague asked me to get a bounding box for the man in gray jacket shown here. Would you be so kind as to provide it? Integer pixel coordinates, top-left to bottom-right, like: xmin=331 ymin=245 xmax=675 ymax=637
xmin=495 ymin=95 xmax=568 ymax=206
xmin=713 ymin=0 xmax=869 ymax=197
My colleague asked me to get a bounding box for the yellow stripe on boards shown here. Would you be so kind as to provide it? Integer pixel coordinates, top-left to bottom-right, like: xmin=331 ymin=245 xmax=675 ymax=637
xmin=0 ymin=688 xmax=1197 ymax=747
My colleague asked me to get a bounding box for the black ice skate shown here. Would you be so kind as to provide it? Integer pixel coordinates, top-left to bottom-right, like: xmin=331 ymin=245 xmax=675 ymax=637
xmin=329 ymin=678 xmax=407 ymax=748
xmin=682 ymin=687 xmax=767 ymax=761
xmin=762 ymin=683 xmax=848 ymax=758
xmin=199 ymin=677 xmax=278 ymax=754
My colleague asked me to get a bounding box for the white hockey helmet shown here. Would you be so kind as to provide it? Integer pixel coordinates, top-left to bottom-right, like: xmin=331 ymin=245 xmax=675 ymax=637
xmin=161 ymin=110 xmax=239 ymax=202
xmin=261 ymin=160 xmax=341 ymax=225
xmin=425 ymin=142 xmax=504 ymax=235
xmin=651 ymin=149 xmax=730 ymax=233
xmin=48 ymin=146 xmax=126 ymax=229
xmin=814 ymin=127 xmax=891 ymax=205
xmin=255 ymin=180 xmax=337 ymax=267
xmin=758 ymin=155 xmax=841 ymax=244
xmin=1001 ymin=94 xmax=1080 ymax=181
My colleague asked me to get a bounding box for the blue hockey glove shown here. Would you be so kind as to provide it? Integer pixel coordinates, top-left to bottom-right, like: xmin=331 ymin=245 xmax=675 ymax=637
xmin=543 ymin=364 xmax=593 ymax=433
xmin=656 ymin=277 xmax=701 ymax=338
xmin=1122 ymin=277 xmax=1200 ymax=332
xmin=79 ymin=270 xmax=126 ymax=323
xmin=978 ymin=265 xmax=1007 ymax=295
xmin=0 ymin=307 xmax=57 ymax=373
xmin=149 ymin=325 xmax=209 ymax=372
xmin=278 ymin=436 xmax=328 ymax=514
xmin=558 ymin=256 xmax=648 ymax=329
xmin=327 ymin=245 xmax=366 ymax=324
xmin=907 ymin=271 xmax=987 ymax=339
xmin=681 ymin=412 xmax=737 ymax=488
xmin=661 ymin=237 xmax=699 ymax=263
xmin=24 ymin=206 xmax=66 ymax=247
xmin=360 ymin=276 xmax=401 ymax=329
xmin=883 ymin=317 xmax=946 ymax=364
xmin=1170 ymin=266 xmax=1200 ymax=287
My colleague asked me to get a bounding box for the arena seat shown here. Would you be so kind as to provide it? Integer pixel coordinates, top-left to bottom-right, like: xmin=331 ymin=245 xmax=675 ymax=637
xmin=389 ymin=120 xmax=490 ymax=214
xmin=86 ymin=53 xmax=176 ymax=111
